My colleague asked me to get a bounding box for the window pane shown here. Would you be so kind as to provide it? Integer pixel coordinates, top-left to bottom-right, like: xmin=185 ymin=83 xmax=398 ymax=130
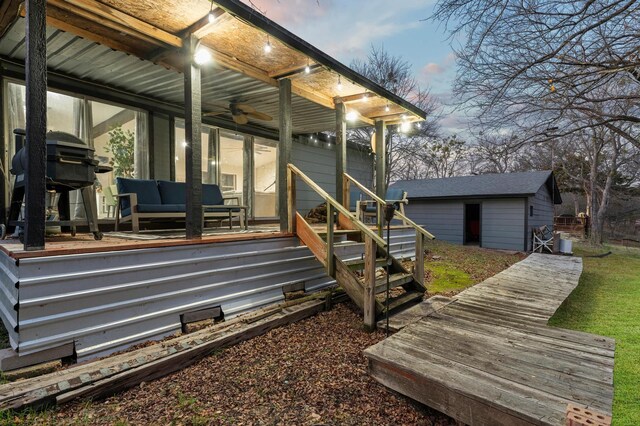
xmin=254 ymin=138 xmax=278 ymax=218
xmin=219 ymin=131 xmax=244 ymax=203
xmin=174 ymin=119 xmax=213 ymax=183
xmin=90 ymin=100 xmax=147 ymax=219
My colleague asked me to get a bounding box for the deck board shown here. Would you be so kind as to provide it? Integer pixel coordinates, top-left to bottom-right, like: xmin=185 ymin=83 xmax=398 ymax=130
xmin=364 ymin=253 xmax=615 ymax=426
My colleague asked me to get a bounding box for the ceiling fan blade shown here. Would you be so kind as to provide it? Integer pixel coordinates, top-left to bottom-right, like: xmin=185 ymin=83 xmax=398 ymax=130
xmin=246 ymin=111 xmax=273 ymax=121
xmin=235 ymin=103 xmax=256 ymax=113
xmin=232 ymin=114 xmax=249 ymax=125
xmin=203 ymin=111 xmax=228 ymax=117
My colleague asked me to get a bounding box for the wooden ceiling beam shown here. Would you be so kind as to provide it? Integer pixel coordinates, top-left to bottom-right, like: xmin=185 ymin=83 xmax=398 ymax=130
xmin=269 ymin=62 xmax=321 ymax=79
xmin=337 ymin=91 xmax=380 ymax=104
xmin=46 ymin=0 xmax=169 ymax=48
xmin=182 ymin=7 xmax=229 ymax=39
xmin=55 ymin=0 xmax=182 ymax=47
xmin=291 ymin=81 xmax=335 ymax=110
xmin=19 ymin=5 xmax=146 ymax=57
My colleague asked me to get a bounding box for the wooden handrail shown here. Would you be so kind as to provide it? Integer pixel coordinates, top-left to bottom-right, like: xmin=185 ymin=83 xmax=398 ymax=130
xmin=288 ymin=164 xmax=386 ymax=248
xmin=344 ymin=173 xmax=436 ymax=240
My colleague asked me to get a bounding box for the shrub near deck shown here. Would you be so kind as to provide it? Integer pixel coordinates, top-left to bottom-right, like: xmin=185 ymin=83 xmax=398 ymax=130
xmin=549 ymin=244 xmax=640 ymax=425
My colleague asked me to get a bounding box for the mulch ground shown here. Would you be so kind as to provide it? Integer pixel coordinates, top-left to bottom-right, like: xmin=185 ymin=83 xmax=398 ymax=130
xmin=41 ymin=302 xmax=454 ymax=426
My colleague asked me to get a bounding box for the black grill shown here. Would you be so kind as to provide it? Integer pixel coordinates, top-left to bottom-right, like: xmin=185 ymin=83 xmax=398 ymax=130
xmin=6 ymin=129 xmax=111 ymax=241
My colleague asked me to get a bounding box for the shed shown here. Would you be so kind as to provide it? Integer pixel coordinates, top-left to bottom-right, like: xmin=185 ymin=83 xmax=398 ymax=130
xmin=392 ymin=171 xmax=562 ymax=251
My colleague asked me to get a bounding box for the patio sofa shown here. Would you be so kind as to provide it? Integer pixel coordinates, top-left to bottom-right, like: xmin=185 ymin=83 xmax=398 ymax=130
xmin=114 ymin=178 xmax=247 ymax=233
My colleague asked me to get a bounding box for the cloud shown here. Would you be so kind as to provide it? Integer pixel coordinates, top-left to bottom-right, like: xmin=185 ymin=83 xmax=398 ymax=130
xmin=423 ymin=62 xmax=445 ymax=75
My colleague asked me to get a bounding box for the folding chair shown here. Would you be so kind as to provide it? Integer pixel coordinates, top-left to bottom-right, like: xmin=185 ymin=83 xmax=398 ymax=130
xmin=532 ymin=225 xmax=554 ymax=253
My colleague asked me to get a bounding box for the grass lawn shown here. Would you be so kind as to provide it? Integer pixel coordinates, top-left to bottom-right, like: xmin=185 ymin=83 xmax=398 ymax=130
xmin=549 ymin=243 xmax=640 ymax=426
xmin=423 ymin=239 xmax=525 ymax=295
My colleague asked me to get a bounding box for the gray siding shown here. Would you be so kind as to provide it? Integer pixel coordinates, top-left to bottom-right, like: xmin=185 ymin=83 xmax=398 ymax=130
xmin=292 ymin=140 xmax=373 ymax=214
xmin=527 ymin=184 xmax=555 ymax=249
xmin=404 ymin=200 xmax=464 ymax=244
xmin=481 ymin=199 xmax=525 ymax=251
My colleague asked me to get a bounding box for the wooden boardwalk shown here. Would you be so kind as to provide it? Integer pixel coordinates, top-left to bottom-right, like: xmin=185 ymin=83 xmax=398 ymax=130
xmin=364 ymin=254 xmax=615 ymax=426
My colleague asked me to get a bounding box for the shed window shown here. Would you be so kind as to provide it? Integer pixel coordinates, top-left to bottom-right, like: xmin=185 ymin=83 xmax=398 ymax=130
xmin=530 ymin=206 xmax=534 ymax=217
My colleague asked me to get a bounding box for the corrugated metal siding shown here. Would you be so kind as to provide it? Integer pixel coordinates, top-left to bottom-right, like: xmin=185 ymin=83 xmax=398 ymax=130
xmin=292 ymin=141 xmax=373 ymax=214
xmin=527 ymin=185 xmax=555 ymax=250
xmin=9 ymin=237 xmax=334 ymax=360
xmin=0 ymin=19 xmax=339 ymax=134
xmin=481 ymin=199 xmax=525 ymax=250
xmin=0 ymin=252 xmax=19 ymax=348
xmin=404 ymin=201 xmax=462 ymax=244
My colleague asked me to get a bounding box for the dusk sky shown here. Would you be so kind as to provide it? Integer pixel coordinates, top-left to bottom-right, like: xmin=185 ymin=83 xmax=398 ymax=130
xmin=240 ymin=0 xmax=466 ymax=135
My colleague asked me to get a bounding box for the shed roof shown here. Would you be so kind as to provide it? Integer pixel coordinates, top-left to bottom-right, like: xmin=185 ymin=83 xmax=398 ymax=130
xmin=392 ymin=171 xmax=562 ymax=204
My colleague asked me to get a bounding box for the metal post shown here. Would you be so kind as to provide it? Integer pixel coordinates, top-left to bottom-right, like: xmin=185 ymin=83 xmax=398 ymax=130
xmin=184 ymin=34 xmax=202 ymax=239
xmin=24 ymin=0 xmax=48 ymax=251
xmin=326 ymin=203 xmax=335 ymax=277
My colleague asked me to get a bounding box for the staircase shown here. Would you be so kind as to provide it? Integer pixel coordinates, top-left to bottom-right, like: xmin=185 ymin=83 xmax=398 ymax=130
xmin=287 ymin=165 xmax=435 ymax=329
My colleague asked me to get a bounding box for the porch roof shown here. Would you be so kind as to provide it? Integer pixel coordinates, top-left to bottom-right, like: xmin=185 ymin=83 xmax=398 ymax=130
xmin=0 ymin=0 xmax=427 ymax=136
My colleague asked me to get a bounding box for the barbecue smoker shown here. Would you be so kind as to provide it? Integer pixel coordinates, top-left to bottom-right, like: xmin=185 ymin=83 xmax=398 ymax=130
xmin=6 ymin=129 xmax=112 ymax=241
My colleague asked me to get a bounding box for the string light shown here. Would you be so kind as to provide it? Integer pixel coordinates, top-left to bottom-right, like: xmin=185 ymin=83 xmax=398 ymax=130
xmin=305 ymin=59 xmax=311 ymax=74
xmin=337 ymin=75 xmax=343 ymax=91
xmin=208 ymin=0 xmax=216 ymax=23
xmin=362 ymin=92 xmax=369 ymax=102
xmin=194 ymin=46 xmax=212 ymax=65
xmin=264 ymin=35 xmax=272 ymax=54
xmin=385 ymin=103 xmax=390 ymax=112
xmin=346 ymin=111 xmax=358 ymax=122
xmin=400 ymin=120 xmax=411 ymax=133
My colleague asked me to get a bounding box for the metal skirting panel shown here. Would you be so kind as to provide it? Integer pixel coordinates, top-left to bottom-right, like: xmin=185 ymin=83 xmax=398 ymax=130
xmin=6 ymin=237 xmax=335 ymax=360
xmin=332 ymin=228 xmax=419 ymax=262
xmin=0 ymin=251 xmax=19 ymax=348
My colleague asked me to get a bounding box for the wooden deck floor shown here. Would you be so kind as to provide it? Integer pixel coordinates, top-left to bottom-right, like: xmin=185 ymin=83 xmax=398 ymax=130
xmin=364 ymin=254 xmax=615 ymax=426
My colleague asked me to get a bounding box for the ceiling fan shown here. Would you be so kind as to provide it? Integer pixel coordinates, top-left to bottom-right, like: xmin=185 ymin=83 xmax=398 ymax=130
xmin=203 ymin=102 xmax=273 ymax=125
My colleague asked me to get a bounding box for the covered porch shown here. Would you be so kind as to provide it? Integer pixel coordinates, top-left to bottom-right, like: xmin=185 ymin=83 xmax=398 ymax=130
xmin=0 ymin=0 xmax=431 ymax=368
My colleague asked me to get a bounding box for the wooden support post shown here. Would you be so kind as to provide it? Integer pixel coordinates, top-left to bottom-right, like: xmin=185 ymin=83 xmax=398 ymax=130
xmin=363 ymin=235 xmax=377 ymax=331
xmin=287 ymin=166 xmax=296 ymax=233
xmin=414 ymin=231 xmax=425 ymax=286
xmin=278 ymin=78 xmax=292 ymax=233
xmin=335 ymin=102 xmax=347 ymax=207
xmin=24 ymin=0 xmax=48 ymax=251
xmin=184 ymin=34 xmax=202 ymax=240
xmin=243 ymin=135 xmax=254 ymax=218
xmin=326 ymin=203 xmax=335 ymax=277
xmin=206 ymin=128 xmax=219 ymax=184
xmin=375 ymin=120 xmax=386 ymax=200
xmin=375 ymin=120 xmax=386 ymax=237
xmin=343 ymin=178 xmax=350 ymax=215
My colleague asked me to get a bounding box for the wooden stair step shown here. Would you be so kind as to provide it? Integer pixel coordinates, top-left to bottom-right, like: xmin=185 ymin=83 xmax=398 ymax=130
xmin=343 ymin=257 xmax=387 ymax=270
xmin=317 ymin=229 xmax=362 ymax=236
xmin=380 ymin=291 xmax=424 ymax=314
xmin=375 ymin=272 xmax=414 ymax=294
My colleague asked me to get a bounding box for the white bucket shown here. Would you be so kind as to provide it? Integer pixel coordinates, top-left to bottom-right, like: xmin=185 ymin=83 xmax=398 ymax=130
xmin=559 ymin=239 xmax=573 ymax=254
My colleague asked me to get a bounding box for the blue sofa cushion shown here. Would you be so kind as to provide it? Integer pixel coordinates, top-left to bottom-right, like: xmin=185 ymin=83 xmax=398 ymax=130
xmin=122 ymin=203 xmax=185 ymax=218
xmin=157 ymin=180 xmax=186 ymax=205
xmin=203 ymin=184 xmax=224 ymax=205
xmin=117 ymin=178 xmax=162 ymax=213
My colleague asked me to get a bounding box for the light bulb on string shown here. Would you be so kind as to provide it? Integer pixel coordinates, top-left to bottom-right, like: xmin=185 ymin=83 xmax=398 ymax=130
xmin=264 ymin=36 xmax=272 ymax=54
xmin=337 ymin=75 xmax=343 ymax=91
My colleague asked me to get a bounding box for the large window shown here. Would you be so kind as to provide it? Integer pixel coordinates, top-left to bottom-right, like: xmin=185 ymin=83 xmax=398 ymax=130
xmin=253 ymin=138 xmax=278 ymax=218
xmin=2 ymin=81 xmax=148 ymax=219
xmin=219 ymin=131 xmax=244 ymax=203
xmin=174 ymin=120 xmax=215 ymax=183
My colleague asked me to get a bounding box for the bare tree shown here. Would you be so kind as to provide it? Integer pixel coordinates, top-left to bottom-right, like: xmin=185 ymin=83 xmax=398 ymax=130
xmin=350 ymin=45 xmax=441 ymax=186
xmin=431 ymin=0 xmax=640 ymax=146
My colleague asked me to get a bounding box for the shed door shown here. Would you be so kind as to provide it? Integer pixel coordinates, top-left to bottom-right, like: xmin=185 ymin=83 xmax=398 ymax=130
xmin=464 ymin=203 xmax=481 ymax=245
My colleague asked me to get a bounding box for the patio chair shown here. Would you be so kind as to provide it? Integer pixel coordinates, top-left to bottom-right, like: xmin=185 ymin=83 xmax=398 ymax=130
xmin=103 ymin=184 xmax=117 ymax=218
xmin=358 ymin=188 xmax=409 ymax=225
xmin=532 ymin=225 xmax=554 ymax=253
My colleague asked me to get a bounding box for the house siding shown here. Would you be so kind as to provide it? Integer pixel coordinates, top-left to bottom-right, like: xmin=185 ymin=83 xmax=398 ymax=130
xmin=404 ymin=200 xmax=464 ymax=244
xmin=481 ymin=199 xmax=526 ymax=251
xmin=527 ymin=184 xmax=555 ymax=249
xmin=292 ymin=141 xmax=373 ymax=214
